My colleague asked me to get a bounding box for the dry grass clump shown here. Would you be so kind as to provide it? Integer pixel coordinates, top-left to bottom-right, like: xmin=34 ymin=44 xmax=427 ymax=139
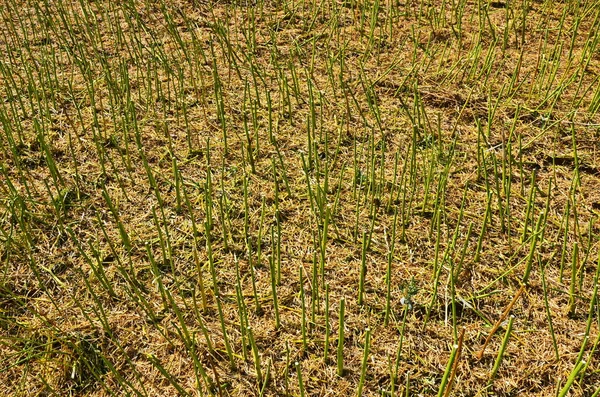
xmin=1 ymin=0 xmax=600 ymax=396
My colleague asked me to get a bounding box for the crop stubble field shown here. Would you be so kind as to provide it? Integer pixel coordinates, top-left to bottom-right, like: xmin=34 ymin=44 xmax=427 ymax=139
xmin=1 ymin=0 xmax=600 ymax=395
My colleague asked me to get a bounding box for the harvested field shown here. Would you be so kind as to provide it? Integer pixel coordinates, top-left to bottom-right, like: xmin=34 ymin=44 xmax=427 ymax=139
xmin=1 ymin=0 xmax=600 ymax=396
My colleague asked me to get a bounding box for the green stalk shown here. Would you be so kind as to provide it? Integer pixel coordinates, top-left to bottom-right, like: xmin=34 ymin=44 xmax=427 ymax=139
xmin=488 ymin=316 xmax=514 ymax=384
xmin=300 ymin=266 xmax=308 ymax=353
xmin=215 ymin=292 xmax=235 ymax=368
xmin=568 ymin=242 xmax=579 ymax=317
xmin=296 ymin=361 xmax=305 ymax=397
xmin=559 ymin=197 xmax=571 ymax=283
xmin=522 ymin=170 xmax=537 ymax=244
xmin=474 ymin=193 xmax=491 ymax=263
xmin=269 ymin=244 xmax=281 ymax=330
xmin=356 ymin=328 xmax=372 ymax=397
xmin=557 ymin=359 xmax=587 ymax=397
xmin=540 ymin=257 xmax=560 ymax=360
xmin=235 ymin=260 xmax=248 ymax=361
xmin=437 ymin=344 xmax=459 ymax=397
xmin=337 ymin=297 xmax=345 ymax=376
xmin=247 ymin=326 xmax=263 ymax=386
xmin=324 ymin=283 xmax=330 ymax=363
xmin=384 ymin=208 xmax=398 ymax=326
xmin=358 ymin=232 xmax=367 ymax=306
